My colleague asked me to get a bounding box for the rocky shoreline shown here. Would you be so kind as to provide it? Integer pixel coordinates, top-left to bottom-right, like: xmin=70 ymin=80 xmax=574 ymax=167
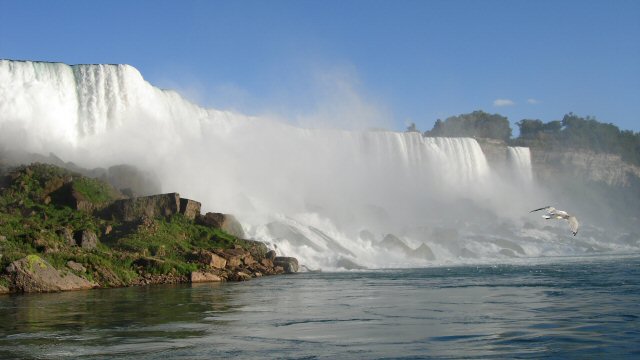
xmin=0 ymin=163 xmax=299 ymax=295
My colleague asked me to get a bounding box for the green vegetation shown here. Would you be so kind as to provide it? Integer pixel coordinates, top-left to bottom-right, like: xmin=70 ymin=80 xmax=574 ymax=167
xmin=422 ymin=111 xmax=640 ymax=166
xmin=72 ymin=176 xmax=120 ymax=204
xmin=424 ymin=110 xmax=512 ymax=141
xmin=514 ymin=113 xmax=640 ymax=165
xmin=0 ymin=163 xmax=249 ymax=288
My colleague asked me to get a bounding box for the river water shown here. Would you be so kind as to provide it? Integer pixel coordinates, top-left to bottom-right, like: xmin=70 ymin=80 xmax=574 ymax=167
xmin=1 ymin=255 xmax=639 ymax=359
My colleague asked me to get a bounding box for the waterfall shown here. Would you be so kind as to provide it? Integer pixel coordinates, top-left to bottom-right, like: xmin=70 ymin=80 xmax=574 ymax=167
xmin=4 ymin=60 xmax=596 ymax=269
xmin=507 ymin=146 xmax=533 ymax=183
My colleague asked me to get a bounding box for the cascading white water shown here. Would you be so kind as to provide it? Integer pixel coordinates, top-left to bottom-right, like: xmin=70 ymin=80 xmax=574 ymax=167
xmin=3 ymin=60 xmax=632 ymax=269
xmin=507 ymin=146 xmax=533 ymax=183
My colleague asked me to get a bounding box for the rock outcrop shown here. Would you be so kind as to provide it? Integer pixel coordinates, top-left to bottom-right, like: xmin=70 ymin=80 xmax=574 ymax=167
xmin=179 ymin=198 xmax=201 ymax=220
xmin=106 ymin=193 xmax=181 ymax=222
xmin=188 ymin=246 xmax=297 ymax=283
xmin=73 ymin=229 xmax=98 ymax=249
xmin=196 ymin=212 xmax=245 ymax=238
xmin=274 ymin=256 xmax=299 ymax=274
xmin=5 ymin=255 xmax=95 ymax=293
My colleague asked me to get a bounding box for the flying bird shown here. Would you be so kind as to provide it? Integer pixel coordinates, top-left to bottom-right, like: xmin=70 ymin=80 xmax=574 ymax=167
xmin=530 ymin=206 xmax=579 ymax=236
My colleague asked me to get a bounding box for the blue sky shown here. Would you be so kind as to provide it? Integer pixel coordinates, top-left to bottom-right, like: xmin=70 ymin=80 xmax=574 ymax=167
xmin=1 ymin=0 xmax=639 ymax=134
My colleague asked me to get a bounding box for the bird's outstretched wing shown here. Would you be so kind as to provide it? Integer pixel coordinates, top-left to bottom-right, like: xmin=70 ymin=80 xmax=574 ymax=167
xmin=568 ymin=216 xmax=579 ymax=236
xmin=530 ymin=206 xmax=551 ymax=213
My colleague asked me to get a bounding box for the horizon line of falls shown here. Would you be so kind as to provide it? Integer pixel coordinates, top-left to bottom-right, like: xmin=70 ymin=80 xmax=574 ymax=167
xmin=1 ymin=59 xmax=624 ymax=270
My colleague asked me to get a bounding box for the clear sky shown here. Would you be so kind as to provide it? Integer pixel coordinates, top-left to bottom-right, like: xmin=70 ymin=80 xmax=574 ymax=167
xmin=1 ymin=0 xmax=639 ymax=133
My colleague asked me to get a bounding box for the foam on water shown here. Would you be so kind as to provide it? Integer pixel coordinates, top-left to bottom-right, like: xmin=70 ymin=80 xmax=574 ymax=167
xmin=1 ymin=60 xmax=636 ymax=269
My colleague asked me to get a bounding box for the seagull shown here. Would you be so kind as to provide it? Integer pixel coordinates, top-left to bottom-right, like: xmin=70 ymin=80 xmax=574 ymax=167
xmin=530 ymin=206 xmax=579 ymax=236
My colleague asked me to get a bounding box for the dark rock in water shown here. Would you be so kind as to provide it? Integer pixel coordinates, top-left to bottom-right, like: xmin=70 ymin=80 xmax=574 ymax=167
xmin=308 ymin=226 xmax=355 ymax=257
xmin=265 ymin=249 xmax=277 ymax=260
xmin=491 ymin=238 xmax=525 ymax=255
xmin=336 ymin=258 xmax=367 ymax=270
xmin=380 ymin=234 xmax=413 ymax=253
xmin=74 ymin=229 xmax=98 ymax=249
xmin=359 ymin=229 xmax=377 ymax=242
xmin=380 ymin=234 xmax=435 ymax=261
xmin=458 ymin=248 xmax=478 ymax=258
xmin=196 ymin=212 xmax=245 ymax=238
xmin=229 ymin=271 xmax=252 ymax=281
xmin=274 ymin=256 xmax=299 ymax=274
xmin=190 ymin=271 xmax=223 ymax=283
xmin=414 ymin=243 xmax=436 ymax=261
xmin=499 ymin=249 xmax=517 ymax=257
xmin=179 ymin=198 xmax=201 ymax=220
xmin=5 ymin=255 xmax=95 ymax=293
xmin=106 ymin=193 xmax=180 ymax=222
xmin=266 ymin=222 xmax=323 ymax=252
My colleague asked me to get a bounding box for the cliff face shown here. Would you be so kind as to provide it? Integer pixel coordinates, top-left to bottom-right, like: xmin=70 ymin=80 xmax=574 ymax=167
xmin=477 ymin=137 xmax=640 ymax=188
xmin=530 ymin=150 xmax=640 ymax=188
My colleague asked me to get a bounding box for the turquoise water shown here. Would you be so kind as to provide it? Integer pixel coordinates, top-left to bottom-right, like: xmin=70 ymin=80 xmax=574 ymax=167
xmin=1 ymin=255 xmax=639 ymax=359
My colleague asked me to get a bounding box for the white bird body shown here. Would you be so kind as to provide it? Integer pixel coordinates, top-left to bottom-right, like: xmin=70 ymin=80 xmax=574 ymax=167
xmin=530 ymin=206 xmax=579 ymax=236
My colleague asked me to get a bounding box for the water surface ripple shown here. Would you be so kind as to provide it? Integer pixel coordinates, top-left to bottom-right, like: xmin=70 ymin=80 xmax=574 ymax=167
xmin=1 ymin=256 xmax=639 ymax=359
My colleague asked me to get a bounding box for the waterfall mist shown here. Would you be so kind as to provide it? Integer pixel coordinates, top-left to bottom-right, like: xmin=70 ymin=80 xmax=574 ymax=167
xmin=1 ymin=60 xmax=635 ymax=269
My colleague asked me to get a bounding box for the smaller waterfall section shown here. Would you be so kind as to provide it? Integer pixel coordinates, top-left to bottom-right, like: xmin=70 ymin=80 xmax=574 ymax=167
xmin=507 ymin=146 xmax=533 ymax=183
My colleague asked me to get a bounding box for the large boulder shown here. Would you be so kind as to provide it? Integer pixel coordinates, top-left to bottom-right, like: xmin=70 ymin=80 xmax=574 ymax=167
xmin=50 ymin=182 xmax=96 ymax=212
xmin=74 ymin=229 xmax=98 ymax=249
xmin=193 ymin=251 xmax=227 ymax=269
xmin=273 ymin=256 xmax=299 ymax=274
xmin=106 ymin=193 xmax=181 ymax=222
xmin=5 ymin=255 xmax=95 ymax=293
xmin=196 ymin=212 xmax=245 ymax=238
xmin=179 ymin=198 xmax=201 ymax=220
xmin=190 ymin=271 xmax=223 ymax=283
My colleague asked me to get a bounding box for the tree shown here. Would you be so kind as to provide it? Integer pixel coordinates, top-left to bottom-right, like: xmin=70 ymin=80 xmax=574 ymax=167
xmin=424 ymin=110 xmax=512 ymax=141
xmin=406 ymin=122 xmax=420 ymax=133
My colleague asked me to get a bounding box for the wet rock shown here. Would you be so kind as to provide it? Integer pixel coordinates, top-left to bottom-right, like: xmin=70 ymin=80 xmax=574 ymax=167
xmin=265 ymin=249 xmax=277 ymax=260
xmin=381 ymin=235 xmax=435 ymax=261
xmin=336 ymin=258 xmax=367 ymax=270
xmin=229 ymin=271 xmax=252 ymax=281
xmin=274 ymin=256 xmax=299 ymax=274
xmin=260 ymin=258 xmax=274 ymax=268
xmin=5 ymin=255 xmax=95 ymax=293
xmin=359 ymin=229 xmax=377 ymax=242
xmin=414 ymin=243 xmax=436 ymax=261
xmin=190 ymin=271 xmax=223 ymax=283
xmin=194 ymin=251 xmax=227 ymax=269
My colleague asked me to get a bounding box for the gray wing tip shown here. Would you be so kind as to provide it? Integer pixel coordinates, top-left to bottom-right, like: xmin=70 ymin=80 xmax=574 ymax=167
xmin=530 ymin=205 xmax=551 ymax=213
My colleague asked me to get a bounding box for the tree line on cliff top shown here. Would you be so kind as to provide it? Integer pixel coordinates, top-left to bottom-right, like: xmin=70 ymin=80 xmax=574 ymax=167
xmin=406 ymin=111 xmax=640 ymax=166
